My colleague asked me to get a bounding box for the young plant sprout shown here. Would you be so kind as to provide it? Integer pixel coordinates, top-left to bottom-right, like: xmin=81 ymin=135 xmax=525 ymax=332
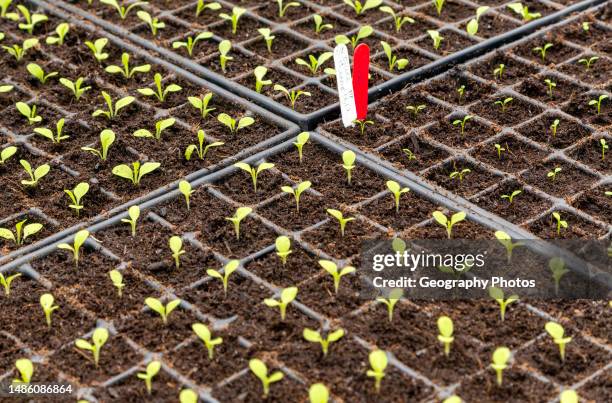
xmin=46 ymin=22 xmax=69 ymax=45
xmin=100 ymin=0 xmax=145 ymax=19
xmin=578 ymin=55 xmax=598 ymax=70
xmin=550 ymin=211 xmax=568 ymax=236
xmin=296 ymin=52 xmax=333 ymax=75
xmin=0 ymin=84 xmax=12 ymax=93
xmin=92 ymin=91 xmax=135 ymax=120
xmin=560 ymin=390 xmax=578 ymax=403
xmin=275 ymin=236 xmax=292 ymax=265
xmin=432 ymin=211 xmax=466 ymax=239
xmin=217 ymin=113 xmax=255 ymax=134
xmin=319 ymin=260 xmax=355 ymax=293
xmin=81 ymin=129 xmax=115 ymax=161
xmin=351 ymin=119 xmax=373 ymax=135
xmin=494 ymin=143 xmax=506 ymax=159
xmin=377 ymin=288 xmax=403 ymax=322
xmin=547 ymin=166 xmax=562 ymax=181
xmin=443 ymin=396 xmax=462 ymax=403
xmin=192 ymin=323 xmax=222 ymax=359
xmin=225 ymin=207 xmax=252 ymax=240
xmin=313 ymin=14 xmax=333 ymax=34
xmin=432 ymin=0 xmax=445 ymax=15
xmin=218 ymin=40 xmax=233 ymax=73
xmin=544 ymin=78 xmax=556 ymax=98
xmin=488 ymin=287 xmax=518 ymax=322
xmin=137 ymin=361 xmax=161 ymax=395
xmin=136 ymin=11 xmax=165 ymax=35
xmin=263 ymin=286 xmax=298 ymax=320
xmin=257 ymin=28 xmax=275 ymax=53
xmin=507 ymin=2 xmax=541 ymax=21
xmin=457 ymin=85 xmax=466 ymax=103
xmin=138 ymin=73 xmax=182 ymax=102
xmin=26 ymin=63 xmax=58 ymax=85
xmin=64 ymin=182 xmax=89 ymax=216
xmin=133 ymin=117 xmax=176 ymax=140
xmin=105 ymin=52 xmax=151 ymax=78
xmin=495 ymin=97 xmax=513 ymax=113
xmin=57 ymin=229 xmax=89 ymax=267
xmin=466 ymin=6 xmax=490 ymax=36
xmin=220 ymin=6 xmax=246 ymax=34
xmin=494 ymin=63 xmax=505 ymax=80
xmin=168 ymin=236 xmax=185 ymax=269
xmin=185 ymin=129 xmax=223 ymax=161
xmin=274 ymin=84 xmax=311 ymax=110
xmin=427 ymin=30 xmax=444 ymax=50
xmin=13 ymin=358 xmax=33 ymax=384
xmin=276 ymin=0 xmax=300 ymax=17
xmin=343 ymin=0 xmax=382 ymax=16
xmin=326 ymin=209 xmax=354 ymax=237
xmin=188 ymin=93 xmax=216 ymax=119
xmin=20 ymin=159 xmax=49 ymax=187
xmin=59 ymin=77 xmax=91 ymax=101
xmin=195 ymin=0 xmax=221 ymax=17
xmin=367 ymin=350 xmax=387 ymax=393
xmin=341 ymin=150 xmax=356 ymax=184
xmin=0 ymin=219 xmax=42 ymax=246
xmin=452 ymin=115 xmax=472 ymax=136
xmin=172 ymin=32 xmax=213 ymax=57
xmin=437 ymin=316 xmax=454 ymax=356
xmin=494 ymin=230 xmax=523 ymax=263
xmin=605 ymin=191 xmax=612 ymax=197
xmin=112 ymin=161 xmax=161 ymax=186
xmin=2 ymin=38 xmax=38 ymax=62
xmin=16 ymin=102 xmax=42 ymax=125
xmin=0 ymin=145 xmax=17 ymax=165
xmin=335 ymin=25 xmax=373 ymax=49
xmin=249 ymin=359 xmax=284 ymax=398
xmin=0 ymin=0 xmax=12 ymax=18
xmin=85 ymin=38 xmax=109 ymax=63
xmin=0 ymin=272 xmax=21 ymax=296
xmin=281 ymin=181 xmax=311 ymax=212
xmin=532 ymin=42 xmax=552 ymax=62
xmin=207 ymin=260 xmax=239 ymax=296
xmin=234 ymin=161 xmax=275 ymax=192
xmin=180 ymin=389 xmax=198 ymax=403
xmin=145 ymin=297 xmax=181 ymax=325
xmin=13 ymin=5 xmax=47 ymax=34
xmin=490 ymin=347 xmax=511 ymax=386
xmin=34 ymin=118 xmax=69 ymax=143
xmin=589 ymin=94 xmax=608 ymax=115
xmin=303 ymin=328 xmax=345 ymax=356
xmin=309 ymin=383 xmax=329 ymax=403
xmin=406 ymin=104 xmax=426 ymax=118
xmin=293 ymin=132 xmax=309 ymax=163
xmin=75 ymin=327 xmax=109 ymax=368
xmin=549 ymin=118 xmax=560 ymax=137
xmin=109 ymin=269 xmax=125 ymax=297
xmin=545 ymin=322 xmax=572 ymax=361
xmin=178 ymin=180 xmax=194 ymax=210
xmin=386 ymin=180 xmax=409 ymax=213
xmin=381 ymin=41 xmax=408 ymax=72
xmin=380 ymin=6 xmax=414 ymax=33
xmin=40 ymin=293 xmax=59 ymax=327
xmin=254 ymin=66 xmax=272 ymax=93
xmin=549 ymin=257 xmax=568 ymax=294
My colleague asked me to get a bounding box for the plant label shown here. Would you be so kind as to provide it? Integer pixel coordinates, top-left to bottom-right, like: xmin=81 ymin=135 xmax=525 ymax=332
xmin=353 ymin=43 xmax=370 ymax=120
xmin=333 ymin=44 xmax=357 ymax=127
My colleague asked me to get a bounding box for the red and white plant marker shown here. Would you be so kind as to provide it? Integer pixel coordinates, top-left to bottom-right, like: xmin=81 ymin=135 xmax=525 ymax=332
xmin=352 ymin=43 xmax=370 ymax=121
xmin=333 ymin=43 xmax=370 ymax=127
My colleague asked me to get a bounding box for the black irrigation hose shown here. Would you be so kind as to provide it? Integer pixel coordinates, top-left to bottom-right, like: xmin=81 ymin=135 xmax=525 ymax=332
xmin=46 ymin=0 xmax=606 ymax=130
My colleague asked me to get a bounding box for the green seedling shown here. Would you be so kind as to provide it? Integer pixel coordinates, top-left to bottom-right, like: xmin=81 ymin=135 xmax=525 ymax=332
xmin=507 ymin=2 xmax=541 ymax=21
xmin=85 ymin=38 xmax=109 ymax=63
xmin=427 ymin=30 xmax=443 ymax=50
xmin=549 ymin=257 xmax=568 ymax=294
xmin=138 ymin=73 xmax=182 ymax=102
xmin=254 ymin=66 xmax=272 ymax=93
xmin=145 ymin=297 xmax=181 ymax=325
xmin=293 ymin=132 xmax=309 ymax=163
xmin=225 ymin=207 xmax=252 ymax=240
xmin=494 ymin=143 xmax=506 ymax=159
xmin=432 ymin=0 xmax=445 ymax=15
xmin=92 ymin=91 xmax=135 ymax=120
xmin=495 ymin=97 xmax=513 ymax=113
xmin=327 ymin=209 xmax=354 ymax=237
xmin=263 ymin=286 xmax=297 ymax=320
xmin=578 ymin=56 xmax=598 ymax=70
xmin=490 ymin=347 xmax=511 ymax=386
xmin=19 ymin=159 xmax=49 ymax=187
xmin=600 ymin=138 xmax=608 ymax=160
xmin=386 ymin=180 xmax=409 ymax=213
xmin=432 ymin=211 xmax=466 ymax=238
xmin=2 ymin=38 xmax=38 ymax=62
xmin=343 ymin=0 xmax=382 ymax=15
xmin=40 ymin=293 xmax=59 ymax=327
xmin=341 ymin=150 xmax=356 ymax=184
xmin=313 ymin=14 xmax=333 ymax=34
xmin=219 ymin=113 xmax=255 ymax=134
xmin=443 ymin=396 xmax=462 ymax=403
xmin=249 ymin=359 xmax=284 ymax=398
xmin=495 ymin=230 xmax=523 ymax=262
xmin=274 ymin=84 xmax=311 ymax=110
xmin=258 ymin=28 xmax=275 ymax=53
xmin=139 ymin=0 xmax=166 ymax=29
xmin=402 ymin=148 xmax=416 ymax=161
xmin=544 ymin=78 xmax=556 ymax=98
xmin=367 ymin=350 xmax=387 ymax=393
xmin=219 ymin=6 xmax=246 ymax=34
xmin=589 ymin=94 xmax=608 ymax=115
xmin=437 ymin=316 xmax=454 ymax=356
xmin=64 ymin=182 xmax=89 ymax=216
xmin=172 ymin=31 xmax=213 ymax=57
xmin=185 ymin=129 xmax=223 ymax=161
xmin=581 ymin=21 xmax=590 ymax=32
xmin=178 ymin=180 xmax=194 ymax=210
xmin=188 ymin=93 xmax=215 ymax=119
xmin=449 ymin=166 xmax=471 ymax=183
xmin=551 ymin=212 xmax=568 ymax=236
xmin=120 ymin=205 xmax=140 ymax=237
xmin=275 ymin=236 xmax=292 ymax=265
xmin=109 ymin=269 xmax=125 ymax=297
xmin=550 ymin=119 xmax=560 ymax=137
xmin=281 ymin=180 xmax=311 ymax=212
xmin=0 ymin=145 xmax=17 ymax=164
xmin=381 ymin=41 xmax=408 ymax=72
xmin=105 ymin=52 xmax=151 ymax=78
xmin=406 ymin=104 xmax=426 ymax=118
xmin=353 ymin=119 xmax=373 ymax=135
xmin=27 ymin=63 xmax=57 ymax=84
xmin=467 ymin=6 xmax=490 ymax=36
xmin=277 ymin=0 xmax=299 ymax=17
xmin=34 ymin=118 xmax=69 ymax=143
xmin=13 ymin=358 xmax=33 ymax=384
xmin=0 ymin=219 xmax=42 ymax=246
xmin=137 ymin=361 xmax=161 ymax=395
xmin=195 ymin=0 xmax=221 ymax=17
xmin=309 ymin=383 xmax=329 ymax=403
xmin=452 ymin=115 xmax=472 ymax=136
xmin=57 ymin=229 xmax=89 ymax=267
xmin=533 ymin=43 xmax=552 ymax=62
xmin=494 ymin=63 xmax=505 ymax=80
xmin=168 ymin=236 xmax=185 ymax=269
xmin=547 ymin=166 xmax=561 ymax=181
xmin=133 ymin=117 xmax=176 ymax=140
xmin=193 ymin=323 xmax=223 ymax=359
xmin=488 ymin=287 xmax=518 ymax=322
xmin=457 ymin=85 xmax=466 ymax=103
xmin=59 ymin=77 xmax=91 ymax=101
xmin=218 ymin=40 xmax=233 ymax=73
xmin=296 ymin=52 xmax=333 ymax=74
xmin=605 ymin=191 xmax=612 ymax=197
xmin=303 ymin=328 xmax=344 ymax=357
xmin=100 ymin=0 xmax=146 ymax=19
xmin=16 ymin=102 xmax=42 ymax=125
xmin=560 ymin=390 xmax=578 ymax=403
xmin=207 ymin=260 xmax=239 ymax=296
xmin=13 ymin=5 xmax=47 ymax=34
xmin=335 ymin=25 xmax=373 ymax=49
xmin=112 ymin=161 xmax=160 ymax=186
xmin=75 ymin=327 xmax=109 ymax=368
xmin=180 ymin=389 xmax=198 ymax=403
xmin=319 ymin=260 xmax=355 ymax=293
xmin=46 ymin=22 xmax=69 ymax=45
xmin=0 ymin=84 xmax=12 ymax=92
xmin=0 ymin=0 xmax=12 ymax=18
xmin=0 ymin=272 xmax=21 ymax=296
xmin=234 ymin=161 xmax=274 ymax=192
xmin=377 ymin=288 xmax=402 ymax=322
xmin=380 ymin=6 xmax=414 ymax=33
xmin=545 ymin=322 xmax=572 ymax=361
xmin=81 ymin=129 xmax=115 ymax=161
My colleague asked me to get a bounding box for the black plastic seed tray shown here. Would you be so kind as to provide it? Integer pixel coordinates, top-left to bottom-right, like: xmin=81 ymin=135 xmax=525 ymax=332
xmin=46 ymin=0 xmax=606 ymax=129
